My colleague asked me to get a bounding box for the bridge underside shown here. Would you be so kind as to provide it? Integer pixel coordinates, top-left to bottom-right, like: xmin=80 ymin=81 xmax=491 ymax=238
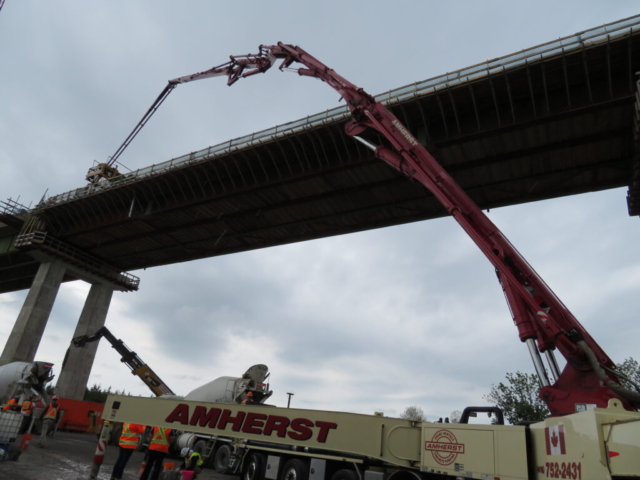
xmin=1 ymin=19 xmax=639 ymax=294
xmin=0 ymin=219 xmax=81 ymax=294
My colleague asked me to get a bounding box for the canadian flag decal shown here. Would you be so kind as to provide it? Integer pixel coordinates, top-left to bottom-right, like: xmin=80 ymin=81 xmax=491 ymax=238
xmin=545 ymin=425 xmax=566 ymax=455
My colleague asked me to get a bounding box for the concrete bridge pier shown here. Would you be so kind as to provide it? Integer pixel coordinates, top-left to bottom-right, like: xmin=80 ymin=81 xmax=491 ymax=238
xmin=55 ymin=283 xmax=114 ymax=400
xmin=0 ymin=246 xmax=130 ymax=400
xmin=0 ymin=259 xmax=66 ymax=366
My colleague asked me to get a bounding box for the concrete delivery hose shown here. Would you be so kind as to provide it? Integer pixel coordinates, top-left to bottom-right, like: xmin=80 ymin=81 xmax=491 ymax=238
xmin=576 ymin=340 xmax=640 ymax=405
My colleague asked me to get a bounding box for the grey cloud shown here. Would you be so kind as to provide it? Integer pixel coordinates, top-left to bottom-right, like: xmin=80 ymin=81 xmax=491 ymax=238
xmin=2 ymin=0 xmax=639 ymax=419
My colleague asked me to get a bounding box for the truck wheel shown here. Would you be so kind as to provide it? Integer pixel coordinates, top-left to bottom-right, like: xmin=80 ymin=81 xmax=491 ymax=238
xmin=194 ymin=440 xmax=207 ymax=454
xmin=331 ymin=470 xmax=358 ymax=480
xmin=194 ymin=440 xmax=214 ymax=468
xmin=242 ymin=452 xmax=265 ymax=480
xmin=280 ymin=458 xmax=309 ymax=480
xmin=214 ymin=444 xmax=232 ymax=473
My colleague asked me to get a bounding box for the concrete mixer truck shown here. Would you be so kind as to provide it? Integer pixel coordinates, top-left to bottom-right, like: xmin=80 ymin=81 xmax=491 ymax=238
xmin=171 ymin=363 xmax=273 ymax=468
xmin=71 ymin=326 xmax=273 ymax=462
xmin=0 ymin=361 xmax=54 ymax=444
xmin=0 ymin=361 xmax=54 ymax=405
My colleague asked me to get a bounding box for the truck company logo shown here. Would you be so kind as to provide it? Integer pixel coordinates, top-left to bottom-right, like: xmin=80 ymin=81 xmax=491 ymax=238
xmin=545 ymin=425 xmax=566 ymax=455
xmin=425 ymin=430 xmax=465 ymax=466
xmin=391 ymin=119 xmax=418 ymax=146
xmin=165 ymin=403 xmax=338 ymax=443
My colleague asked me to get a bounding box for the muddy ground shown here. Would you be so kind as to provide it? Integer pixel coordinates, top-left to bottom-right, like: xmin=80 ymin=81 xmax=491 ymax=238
xmin=0 ymin=431 xmax=232 ymax=480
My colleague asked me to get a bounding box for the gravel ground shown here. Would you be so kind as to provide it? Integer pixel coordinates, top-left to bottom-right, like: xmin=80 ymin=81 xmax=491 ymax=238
xmin=0 ymin=431 xmax=232 ymax=480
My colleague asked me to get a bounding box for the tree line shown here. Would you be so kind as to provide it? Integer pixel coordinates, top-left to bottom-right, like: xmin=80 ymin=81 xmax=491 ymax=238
xmin=400 ymin=357 xmax=639 ymax=424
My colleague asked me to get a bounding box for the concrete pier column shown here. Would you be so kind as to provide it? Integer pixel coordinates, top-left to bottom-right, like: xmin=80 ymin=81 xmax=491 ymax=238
xmin=0 ymin=260 xmax=66 ymax=366
xmin=56 ymin=282 xmax=114 ymax=400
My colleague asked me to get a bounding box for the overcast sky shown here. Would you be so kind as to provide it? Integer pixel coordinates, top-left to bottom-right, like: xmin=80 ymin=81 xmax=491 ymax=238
xmin=1 ymin=1 xmax=639 ymax=421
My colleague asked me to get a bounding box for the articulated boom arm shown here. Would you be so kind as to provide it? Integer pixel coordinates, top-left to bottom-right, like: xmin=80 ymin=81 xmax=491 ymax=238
xmin=72 ymin=326 xmax=175 ymax=397
xmin=191 ymin=43 xmax=638 ymax=415
xmin=99 ymin=43 xmax=639 ymax=415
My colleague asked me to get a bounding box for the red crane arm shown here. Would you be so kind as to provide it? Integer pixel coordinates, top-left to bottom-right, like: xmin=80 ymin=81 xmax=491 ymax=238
xmin=218 ymin=43 xmax=639 ymax=415
xmin=121 ymin=43 xmax=640 ymax=415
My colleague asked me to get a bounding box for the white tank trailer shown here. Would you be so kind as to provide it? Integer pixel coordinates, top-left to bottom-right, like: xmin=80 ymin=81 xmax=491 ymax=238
xmin=184 ymin=364 xmax=271 ymax=404
xmin=170 ymin=364 xmax=273 ymax=460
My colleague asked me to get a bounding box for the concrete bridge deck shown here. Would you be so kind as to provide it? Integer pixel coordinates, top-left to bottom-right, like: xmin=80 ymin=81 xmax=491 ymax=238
xmin=2 ymin=14 xmax=640 ymax=294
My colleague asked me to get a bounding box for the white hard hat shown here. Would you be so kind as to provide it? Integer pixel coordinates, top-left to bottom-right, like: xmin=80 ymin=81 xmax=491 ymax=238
xmin=181 ymin=447 xmax=190 ymax=457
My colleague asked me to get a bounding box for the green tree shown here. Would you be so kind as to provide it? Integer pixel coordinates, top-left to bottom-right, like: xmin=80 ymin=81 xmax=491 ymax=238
xmin=83 ymin=384 xmax=131 ymax=403
xmin=486 ymin=357 xmax=639 ymax=424
xmin=400 ymin=405 xmax=427 ymax=422
xmin=485 ymin=371 xmax=549 ymax=424
xmin=614 ymin=357 xmax=640 ymax=391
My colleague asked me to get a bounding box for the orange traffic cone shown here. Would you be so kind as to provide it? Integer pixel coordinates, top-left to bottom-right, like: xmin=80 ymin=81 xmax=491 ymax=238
xmin=20 ymin=434 xmax=32 ymax=450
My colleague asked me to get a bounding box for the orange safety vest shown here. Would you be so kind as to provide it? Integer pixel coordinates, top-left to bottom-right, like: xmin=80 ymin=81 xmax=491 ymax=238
xmin=148 ymin=426 xmax=172 ymax=453
xmin=119 ymin=423 xmax=145 ymax=449
xmin=43 ymin=404 xmax=60 ymax=420
xmin=3 ymin=398 xmax=18 ymax=411
xmin=20 ymin=400 xmax=33 ymax=416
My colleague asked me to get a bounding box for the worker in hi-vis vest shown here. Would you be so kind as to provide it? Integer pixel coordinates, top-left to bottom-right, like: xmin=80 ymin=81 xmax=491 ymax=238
xmin=140 ymin=425 xmax=174 ymax=480
xmin=2 ymin=395 xmax=20 ymax=411
xmin=19 ymin=394 xmax=35 ymax=434
xmin=111 ymin=422 xmax=145 ymax=480
xmin=180 ymin=447 xmax=204 ymax=478
xmin=37 ymin=395 xmax=61 ymax=448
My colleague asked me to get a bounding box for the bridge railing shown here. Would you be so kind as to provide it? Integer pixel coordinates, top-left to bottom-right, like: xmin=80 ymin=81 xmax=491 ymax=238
xmin=42 ymin=14 xmax=640 ymax=209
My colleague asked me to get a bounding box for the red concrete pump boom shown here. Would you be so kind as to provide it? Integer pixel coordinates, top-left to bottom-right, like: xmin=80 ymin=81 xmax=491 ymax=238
xmin=106 ymin=44 xmax=640 ymax=416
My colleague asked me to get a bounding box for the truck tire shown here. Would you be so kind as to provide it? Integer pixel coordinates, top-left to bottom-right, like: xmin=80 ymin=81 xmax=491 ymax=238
xmin=194 ymin=439 xmax=215 ymax=468
xmin=214 ymin=444 xmax=232 ymax=473
xmin=194 ymin=440 xmax=206 ymax=454
xmin=242 ymin=452 xmax=266 ymax=480
xmin=280 ymin=458 xmax=309 ymax=480
xmin=331 ymin=470 xmax=358 ymax=480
